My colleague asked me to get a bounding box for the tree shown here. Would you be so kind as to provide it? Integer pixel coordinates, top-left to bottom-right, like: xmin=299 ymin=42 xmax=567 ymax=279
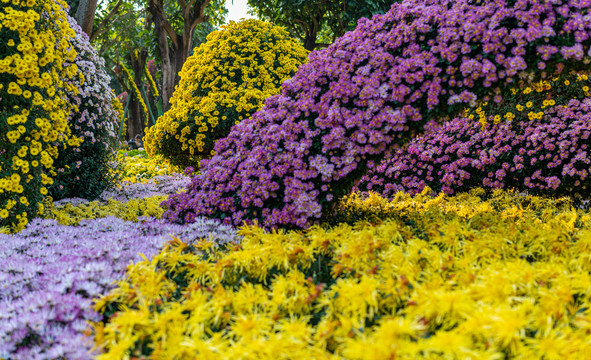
xmin=247 ymin=0 xmax=393 ymax=51
xmin=145 ymin=0 xmax=226 ymax=111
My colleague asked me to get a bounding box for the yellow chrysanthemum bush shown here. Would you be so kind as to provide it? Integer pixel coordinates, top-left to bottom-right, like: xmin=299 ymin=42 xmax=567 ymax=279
xmin=0 ymin=0 xmax=79 ymax=231
xmin=144 ymin=19 xmax=308 ymax=168
xmin=92 ymin=189 xmax=591 ymax=359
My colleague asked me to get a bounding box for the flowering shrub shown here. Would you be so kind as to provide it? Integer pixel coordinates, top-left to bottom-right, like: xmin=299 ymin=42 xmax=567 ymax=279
xmin=49 ymin=15 xmax=120 ymax=201
xmin=162 ymin=0 xmax=591 ymax=230
xmin=358 ymin=75 xmax=591 ymax=198
xmin=92 ymin=189 xmax=591 ymax=359
xmin=144 ymin=19 xmax=308 ymax=167
xmin=0 ymin=0 xmax=79 ymax=231
xmin=0 ymin=216 xmax=239 ymax=359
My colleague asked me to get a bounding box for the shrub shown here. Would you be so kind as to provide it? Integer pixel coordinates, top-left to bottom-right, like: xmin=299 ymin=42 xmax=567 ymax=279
xmin=48 ymin=15 xmax=120 ymax=201
xmin=162 ymin=0 xmax=591 ymax=230
xmin=92 ymin=190 xmax=591 ymax=359
xmin=358 ymin=75 xmax=591 ymax=198
xmin=0 ymin=0 xmax=79 ymax=231
xmin=144 ymin=19 xmax=308 ymax=168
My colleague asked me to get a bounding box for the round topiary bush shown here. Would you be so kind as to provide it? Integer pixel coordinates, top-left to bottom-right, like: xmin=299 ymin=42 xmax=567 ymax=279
xmin=357 ymin=75 xmax=591 ymax=198
xmin=0 ymin=0 xmax=79 ymax=231
xmin=144 ymin=19 xmax=308 ymax=168
xmin=163 ymin=0 xmax=591 ymax=230
xmin=48 ymin=15 xmax=120 ymax=201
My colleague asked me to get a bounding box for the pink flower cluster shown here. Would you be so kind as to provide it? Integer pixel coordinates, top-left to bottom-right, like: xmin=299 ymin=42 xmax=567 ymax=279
xmin=163 ymin=0 xmax=591 ymax=229
xmin=358 ymin=98 xmax=591 ymax=197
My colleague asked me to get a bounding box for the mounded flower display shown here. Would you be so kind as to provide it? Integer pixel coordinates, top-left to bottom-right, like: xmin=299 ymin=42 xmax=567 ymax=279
xmin=144 ymin=19 xmax=308 ymax=168
xmin=162 ymin=0 xmax=591 ymax=230
xmin=0 ymin=0 xmax=79 ymax=231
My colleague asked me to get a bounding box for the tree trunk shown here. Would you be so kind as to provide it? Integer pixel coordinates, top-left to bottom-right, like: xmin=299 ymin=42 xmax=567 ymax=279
xmin=75 ymin=0 xmax=98 ymax=37
xmin=147 ymin=0 xmax=210 ymax=112
xmin=127 ymin=99 xmax=143 ymax=140
xmin=303 ymin=32 xmax=318 ymax=51
xmin=127 ymin=50 xmax=148 ymax=139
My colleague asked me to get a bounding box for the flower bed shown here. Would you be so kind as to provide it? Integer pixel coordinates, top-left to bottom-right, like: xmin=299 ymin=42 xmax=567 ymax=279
xmin=92 ymin=189 xmax=591 ymax=359
xmin=116 ymin=149 xmax=181 ymax=184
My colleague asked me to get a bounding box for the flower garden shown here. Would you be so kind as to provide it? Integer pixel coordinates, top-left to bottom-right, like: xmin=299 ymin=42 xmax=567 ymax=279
xmin=2 ymin=0 xmax=591 ymax=359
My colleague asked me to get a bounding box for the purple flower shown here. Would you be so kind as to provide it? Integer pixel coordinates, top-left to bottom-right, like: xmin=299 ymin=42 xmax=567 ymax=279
xmin=162 ymin=0 xmax=591 ymax=229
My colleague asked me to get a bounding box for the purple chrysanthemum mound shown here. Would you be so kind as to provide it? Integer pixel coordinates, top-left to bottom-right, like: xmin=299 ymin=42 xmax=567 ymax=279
xmin=358 ymin=97 xmax=591 ymax=197
xmin=163 ymin=0 xmax=591 ymax=229
xmin=0 ymin=217 xmax=239 ymax=359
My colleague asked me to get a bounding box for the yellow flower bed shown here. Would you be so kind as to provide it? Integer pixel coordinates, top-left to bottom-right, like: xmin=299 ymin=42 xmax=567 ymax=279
xmin=92 ymin=189 xmax=591 ymax=359
xmin=116 ymin=150 xmax=180 ymax=183
xmin=144 ymin=19 xmax=308 ymax=168
xmin=45 ymin=195 xmax=166 ymax=225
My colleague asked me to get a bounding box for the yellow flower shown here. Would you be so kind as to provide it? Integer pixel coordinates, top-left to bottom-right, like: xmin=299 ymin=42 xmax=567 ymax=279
xmin=144 ymin=19 xmax=308 ymax=167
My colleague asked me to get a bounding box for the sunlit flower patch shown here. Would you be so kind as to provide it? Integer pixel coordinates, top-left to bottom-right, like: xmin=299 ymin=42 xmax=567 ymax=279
xmin=116 ymin=149 xmax=181 ymax=184
xmin=92 ymin=189 xmax=591 ymax=359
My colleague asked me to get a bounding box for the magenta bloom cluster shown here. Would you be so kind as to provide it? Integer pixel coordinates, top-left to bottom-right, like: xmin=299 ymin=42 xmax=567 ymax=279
xmin=0 ymin=217 xmax=238 ymax=359
xmin=358 ymin=98 xmax=591 ymax=197
xmin=163 ymin=0 xmax=591 ymax=229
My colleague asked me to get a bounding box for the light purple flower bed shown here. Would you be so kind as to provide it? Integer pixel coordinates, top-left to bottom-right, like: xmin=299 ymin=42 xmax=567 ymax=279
xmin=0 ymin=216 xmax=239 ymax=359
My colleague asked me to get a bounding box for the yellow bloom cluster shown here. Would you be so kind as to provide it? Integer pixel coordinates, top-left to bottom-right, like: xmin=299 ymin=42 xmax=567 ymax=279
xmin=45 ymin=195 xmax=166 ymax=225
xmin=144 ymin=19 xmax=308 ymax=167
xmin=121 ymin=63 xmax=149 ymax=125
xmin=92 ymin=188 xmax=591 ymax=359
xmin=145 ymin=66 xmax=159 ymax=98
xmin=467 ymin=74 xmax=588 ymax=130
xmin=116 ymin=149 xmax=180 ymax=183
xmin=0 ymin=0 xmax=80 ymax=231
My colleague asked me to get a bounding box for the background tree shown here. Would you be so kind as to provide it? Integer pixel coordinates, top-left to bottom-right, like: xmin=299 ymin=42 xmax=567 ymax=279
xmin=247 ymin=0 xmax=394 ymax=50
xmin=89 ymin=0 xmax=222 ymax=139
xmin=145 ymin=0 xmax=226 ymax=111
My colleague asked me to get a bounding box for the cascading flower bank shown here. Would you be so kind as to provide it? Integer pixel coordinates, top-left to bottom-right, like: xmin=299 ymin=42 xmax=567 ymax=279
xmin=163 ymin=0 xmax=591 ymax=229
xmin=0 ymin=0 xmax=79 ymax=231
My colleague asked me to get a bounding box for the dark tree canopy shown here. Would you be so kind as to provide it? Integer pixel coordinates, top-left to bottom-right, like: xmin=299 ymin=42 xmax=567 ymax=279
xmin=247 ymin=0 xmax=393 ymax=50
